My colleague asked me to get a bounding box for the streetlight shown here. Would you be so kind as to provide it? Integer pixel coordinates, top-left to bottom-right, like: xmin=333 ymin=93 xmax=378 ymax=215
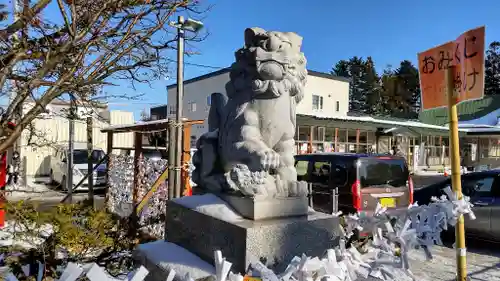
xmin=169 ymin=16 xmax=203 ymax=198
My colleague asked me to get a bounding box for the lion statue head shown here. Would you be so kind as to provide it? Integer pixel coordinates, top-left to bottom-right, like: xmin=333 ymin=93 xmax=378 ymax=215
xmin=226 ymin=27 xmax=308 ymax=102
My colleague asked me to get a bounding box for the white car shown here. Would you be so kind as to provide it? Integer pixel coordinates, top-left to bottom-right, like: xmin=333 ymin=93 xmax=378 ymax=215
xmin=49 ymin=145 xmax=107 ymax=191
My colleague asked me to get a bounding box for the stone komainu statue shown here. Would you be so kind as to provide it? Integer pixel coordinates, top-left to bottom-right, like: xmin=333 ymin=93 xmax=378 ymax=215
xmin=192 ymin=27 xmax=308 ymax=198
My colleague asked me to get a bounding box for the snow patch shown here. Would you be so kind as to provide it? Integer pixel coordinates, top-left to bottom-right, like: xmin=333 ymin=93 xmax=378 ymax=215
xmin=137 ymin=241 xmax=215 ymax=279
xmin=0 ymin=221 xmax=53 ymax=249
xmin=173 ymin=194 xmax=244 ymax=223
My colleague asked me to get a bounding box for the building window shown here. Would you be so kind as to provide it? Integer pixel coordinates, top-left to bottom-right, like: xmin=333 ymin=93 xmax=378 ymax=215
xmin=336 ymin=101 xmax=340 ymax=112
xmin=312 ymin=95 xmax=323 ymax=110
xmin=169 ymin=106 xmax=176 ymax=115
xmin=189 ymin=102 xmax=197 ymax=112
xmin=207 ymin=96 xmax=211 ymax=106
xmin=151 ymin=114 xmax=158 ymax=120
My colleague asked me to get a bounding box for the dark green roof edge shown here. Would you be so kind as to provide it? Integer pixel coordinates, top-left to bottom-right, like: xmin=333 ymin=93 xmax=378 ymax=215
xmin=419 ymin=95 xmax=500 ymax=126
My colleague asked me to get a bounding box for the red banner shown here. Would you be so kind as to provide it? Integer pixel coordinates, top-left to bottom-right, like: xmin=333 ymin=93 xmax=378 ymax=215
xmin=0 ymin=152 xmax=6 ymax=189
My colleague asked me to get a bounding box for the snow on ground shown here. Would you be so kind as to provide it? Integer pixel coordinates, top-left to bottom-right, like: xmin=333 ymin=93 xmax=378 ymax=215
xmin=0 ymin=221 xmax=54 ymax=249
xmin=5 ymin=176 xmax=63 ymax=200
xmin=173 ymin=194 xmax=244 ymax=223
xmin=4 ymin=176 xmax=94 ymax=202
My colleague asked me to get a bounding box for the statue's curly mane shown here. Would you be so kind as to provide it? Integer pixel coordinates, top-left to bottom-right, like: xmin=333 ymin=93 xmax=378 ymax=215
xmin=193 ymin=27 xmax=309 ymax=198
xmin=226 ymin=28 xmax=308 ymax=102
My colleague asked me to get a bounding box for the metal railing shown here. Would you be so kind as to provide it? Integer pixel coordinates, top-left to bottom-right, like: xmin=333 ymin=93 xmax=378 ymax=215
xmin=307 ymin=183 xmax=339 ymax=214
xmin=136 ymin=167 xmax=168 ymax=215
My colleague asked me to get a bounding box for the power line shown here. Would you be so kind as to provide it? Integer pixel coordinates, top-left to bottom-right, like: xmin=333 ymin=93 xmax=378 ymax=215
xmin=184 ymin=62 xmax=225 ymax=70
xmin=165 ymin=58 xmax=226 ymax=70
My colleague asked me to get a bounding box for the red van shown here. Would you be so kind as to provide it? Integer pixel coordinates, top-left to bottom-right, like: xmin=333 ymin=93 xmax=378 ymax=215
xmin=295 ymin=153 xmax=414 ymax=215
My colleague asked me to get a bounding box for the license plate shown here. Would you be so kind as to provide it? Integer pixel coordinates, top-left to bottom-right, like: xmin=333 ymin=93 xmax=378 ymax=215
xmin=380 ymin=197 xmax=395 ymax=208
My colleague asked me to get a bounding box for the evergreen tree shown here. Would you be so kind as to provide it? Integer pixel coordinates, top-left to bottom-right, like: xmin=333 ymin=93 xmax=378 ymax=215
xmin=331 ymin=57 xmax=377 ymax=114
xmin=379 ymin=62 xmax=420 ymax=119
xmin=332 ymin=58 xmax=421 ymax=118
xmin=332 ymin=59 xmax=361 ymax=112
xmin=395 ymin=60 xmax=420 ymax=118
xmin=380 ymin=65 xmax=399 ymax=116
xmin=360 ymin=57 xmax=382 ymax=115
xmin=332 ymin=60 xmax=350 ymax=78
xmin=485 ymin=41 xmax=500 ymax=96
xmin=347 ymin=56 xmax=366 ymax=113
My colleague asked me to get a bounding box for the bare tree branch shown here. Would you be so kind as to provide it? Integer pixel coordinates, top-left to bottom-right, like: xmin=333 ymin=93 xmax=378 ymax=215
xmin=0 ymin=0 xmax=208 ymax=153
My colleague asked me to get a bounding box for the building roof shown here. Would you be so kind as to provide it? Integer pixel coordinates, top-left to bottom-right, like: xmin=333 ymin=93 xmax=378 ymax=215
xmin=298 ymin=113 xmax=500 ymax=136
xmin=418 ymin=95 xmax=500 ymax=126
xmin=163 ymin=68 xmax=349 ymax=91
xmin=150 ymin=69 xmax=349 ymax=110
xmin=461 ymin=126 xmax=500 ymax=136
xmin=297 ymin=113 xmax=468 ymax=136
xmin=101 ymin=118 xmax=204 ymax=133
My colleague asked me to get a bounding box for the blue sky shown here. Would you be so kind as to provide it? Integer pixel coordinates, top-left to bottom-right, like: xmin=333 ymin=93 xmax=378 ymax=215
xmin=3 ymin=0 xmax=500 ymax=119
xmin=122 ymin=0 xmax=499 ymax=119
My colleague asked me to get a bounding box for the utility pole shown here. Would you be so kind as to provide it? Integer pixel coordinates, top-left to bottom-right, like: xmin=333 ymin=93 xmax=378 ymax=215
xmin=8 ymin=0 xmax=26 ymax=175
xmin=168 ymin=121 xmax=175 ymax=200
xmin=87 ymin=116 xmax=94 ymax=207
xmin=169 ymin=16 xmax=203 ymax=198
xmin=66 ymin=95 xmax=75 ymax=203
xmin=173 ymin=15 xmax=185 ymax=199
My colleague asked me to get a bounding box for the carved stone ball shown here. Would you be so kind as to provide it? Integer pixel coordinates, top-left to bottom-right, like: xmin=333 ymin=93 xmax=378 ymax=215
xmin=258 ymin=61 xmax=284 ymax=80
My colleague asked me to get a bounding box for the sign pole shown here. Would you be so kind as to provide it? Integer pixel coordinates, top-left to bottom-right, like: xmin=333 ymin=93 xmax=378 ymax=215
xmin=446 ymin=66 xmax=467 ymax=280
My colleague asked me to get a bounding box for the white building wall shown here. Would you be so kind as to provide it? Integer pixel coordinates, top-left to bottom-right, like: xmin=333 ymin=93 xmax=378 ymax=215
xmin=296 ymin=74 xmax=349 ymax=118
xmin=20 ymin=107 xmax=134 ymax=176
xmin=167 ymin=72 xmax=230 ymax=139
xmin=166 ymin=70 xmax=349 ymax=141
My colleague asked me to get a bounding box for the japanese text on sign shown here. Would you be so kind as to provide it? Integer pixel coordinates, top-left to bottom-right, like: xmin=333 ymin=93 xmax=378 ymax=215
xmin=418 ymin=26 xmax=485 ymax=110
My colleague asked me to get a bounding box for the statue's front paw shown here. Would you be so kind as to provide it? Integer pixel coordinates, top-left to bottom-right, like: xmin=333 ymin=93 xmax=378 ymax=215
xmin=288 ymin=180 xmax=308 ymax=197
xmin=260 ymin=150 xmax=280 ymax=170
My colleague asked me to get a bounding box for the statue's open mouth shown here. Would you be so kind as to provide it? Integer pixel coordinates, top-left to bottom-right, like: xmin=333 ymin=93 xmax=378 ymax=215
xmin=253 ymin=47 xmax=291 ymax=82
xmin=254 ymin=47 xmax=291 ymax=65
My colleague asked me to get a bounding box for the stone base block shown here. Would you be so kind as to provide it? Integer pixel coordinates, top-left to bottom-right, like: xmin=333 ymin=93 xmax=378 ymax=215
xmin=165 ymin=195 xmax=340 ymax=274
xmin=218 ymin=194 xmax=309 ymax=220
xmin=133 ymin=240 xmax=215 ymax=281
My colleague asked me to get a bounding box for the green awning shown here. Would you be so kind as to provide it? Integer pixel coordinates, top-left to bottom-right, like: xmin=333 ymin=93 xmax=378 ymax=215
xmin=418 ymin=96 xmax=500 ymax=126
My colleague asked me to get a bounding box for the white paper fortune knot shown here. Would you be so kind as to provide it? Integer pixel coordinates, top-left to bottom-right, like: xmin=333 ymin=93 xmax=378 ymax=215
xmin=215 ymin=250 xmax=233 ymax=281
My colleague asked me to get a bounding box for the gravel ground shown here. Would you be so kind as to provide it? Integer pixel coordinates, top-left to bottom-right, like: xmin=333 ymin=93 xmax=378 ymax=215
xmin=407 ymin=240 xmax=500 ymax=281
xmin=354 ymin=242 xmax=500 ymax=281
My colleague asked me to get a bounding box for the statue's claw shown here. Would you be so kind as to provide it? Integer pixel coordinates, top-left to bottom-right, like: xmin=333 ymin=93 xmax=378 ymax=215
xmin=259 ymin=150 xmax=280 ymax=171
xmin=287 ymin=180 xmax=308 ymax=197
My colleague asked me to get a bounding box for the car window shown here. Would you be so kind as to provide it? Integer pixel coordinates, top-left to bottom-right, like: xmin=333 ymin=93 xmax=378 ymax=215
xmin=312 ymin=161 xmax=330 ymax=183
xmin=462 ymin=176 xmax=495 ymax=197
xmin=73 ymin=150 xmax=106 ymax=164
xmin=358 ymin=158 xmax=408 ymax=187
xmin=331 ymin=164 xmax=348 ymax=186
xmin=143 ymin=150 xmax=163 ymax=159
xmin=295 ymin=160 xmax=310 ymax=181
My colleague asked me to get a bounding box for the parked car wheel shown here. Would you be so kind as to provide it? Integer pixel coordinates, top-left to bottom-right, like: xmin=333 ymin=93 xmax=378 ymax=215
xmin=49 ymin=170 xmax=55 ymax=185
xmin=61 ymin=176 xmax=67 ymax=191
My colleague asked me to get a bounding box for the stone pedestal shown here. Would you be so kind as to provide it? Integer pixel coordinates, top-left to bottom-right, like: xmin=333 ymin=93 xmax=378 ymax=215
xmin=163 ymin=195 xmax=340 ymax=274
xmin=217 ymin=194 xmax=309 ymax=220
